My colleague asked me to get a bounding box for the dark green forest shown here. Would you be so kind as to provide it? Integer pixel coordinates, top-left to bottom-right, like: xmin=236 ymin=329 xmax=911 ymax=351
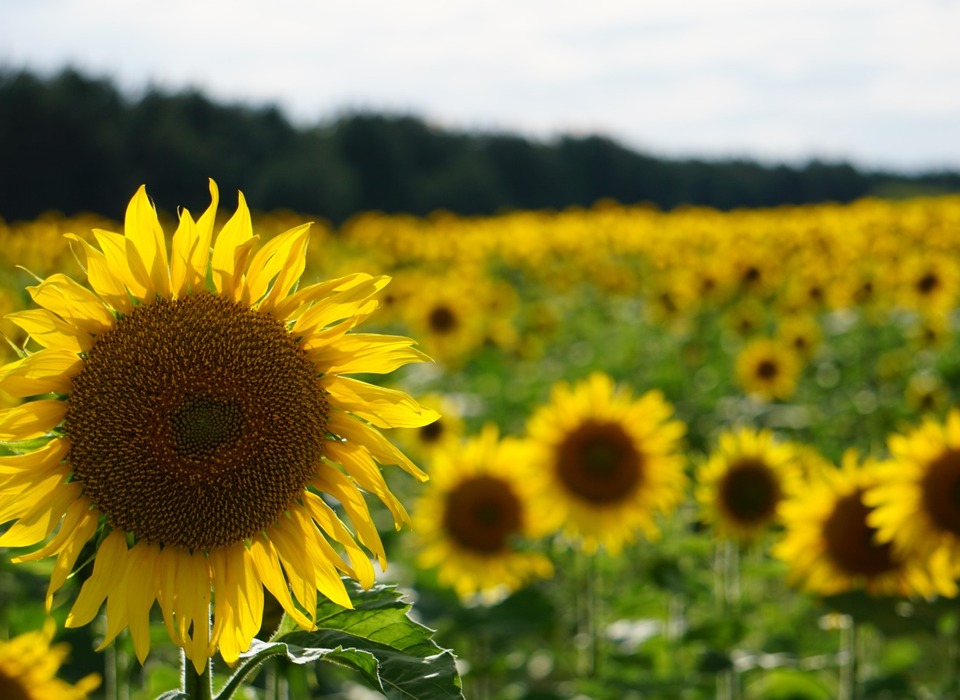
xmin=2 ymin=67 xmax=959 ymax=223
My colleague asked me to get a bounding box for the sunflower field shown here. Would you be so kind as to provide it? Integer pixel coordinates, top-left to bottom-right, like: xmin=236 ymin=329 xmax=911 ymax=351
xmin=2 ymin=187 xmax=960 ymax=699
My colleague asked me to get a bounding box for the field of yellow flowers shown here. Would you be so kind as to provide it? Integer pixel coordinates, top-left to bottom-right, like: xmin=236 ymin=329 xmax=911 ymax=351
xmin=2 ymin=190 xmax=960 ymax=699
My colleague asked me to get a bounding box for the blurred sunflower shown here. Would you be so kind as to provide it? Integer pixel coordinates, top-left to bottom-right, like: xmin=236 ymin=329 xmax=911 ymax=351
xmin=776 ymin=314 xmax=822 ymax=362
xmin=0 ymin=182 xmax=437 ymax=672
xmin=414 ymin=425 xmax=553 ymax=602
xmin=399 ymin=273 xmax=488 ymax=367
xmin=735 ymin=337 xmax=803 ymax=402
xmin=897 ymin=253 xmax=959 ymax=313
xmin=864 ymin=410 xmax=960 ymax=594
xmin=0 ymin=622 xmax=100 ymax=700
xmin=774 ymin=451 xmax=946 ymax=597
xmin=525 ymin=372 xmax=687 ymax=554
xmin=696 ymin=427 xmax=799 ymax=542
xmin=904 ymin=373 xmax=948 ymax=416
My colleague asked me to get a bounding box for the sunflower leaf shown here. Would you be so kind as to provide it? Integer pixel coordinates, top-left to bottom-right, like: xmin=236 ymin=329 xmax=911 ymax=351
xmin=270 ymin=580 xmax=464 ymax=699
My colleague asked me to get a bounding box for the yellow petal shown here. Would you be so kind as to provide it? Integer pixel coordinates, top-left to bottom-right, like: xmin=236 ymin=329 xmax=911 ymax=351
xmin=327 ymin=411 xmax=427 ymax=480
xmin=190 ymin=179 xmax=219 ymax=288
xmin=325 ymin=439 xmax=409 ymax=530
xmin=243 ymin=224 xmax=311 ymax=308
xmin=0 ymin=479 xmax=80 ymax=547
xmin=0 ymin=437 xmax=67 ymax=473
xmin=303 ymin=492 xmax=375 ymax=588
xmin=293 ymin=276 xmax=390 ymax=337
xmin=155 ymin=546 xmax=184 ymax=646
xmin=64 ymin=234 xmax=132 ymax=314
xmin=323 ymin=377 xmax=440 ymax=429
xmin=98 ymin=562 xmax=131 ymax=650
xmin=308 ymin=333 xmax=431 ymax=375
xmin=170 ymin=208 xmax=199 ymax=299
xmin=5 ymin=309 xmax=92 ymax=353
xmin=125 ymin=542 xmax=159 ymax=663
xmin=211 ymin=191 xmax=256 ymax=300
xmin=248 ymin=535 xmax=313 ymax=629
xmin=67 ymin=530 xmax=128 ymax=628
xmin=0 ymin=400 xmax=67 ymax=441
xmin=311 ymin=465 xmax=386 ymax=568
xmin=124 ymin=185 xmax=171 ymax=299
xmin=208 ymin=546 xmax=237 ymax=661
xmin=272 ymin=272 xmax=372 ymax=321
xmin=0 ymin=350 xmax=81 ymax=398
xmin=26 ymin=274 xmax=114 ymax=334
xmin=12 ymin=491 xmax=91 ymax=561
xmin=92 ymin=229 xmax=151 ymax=302
xmin=45 ymin=506 xmax=99 ymax=610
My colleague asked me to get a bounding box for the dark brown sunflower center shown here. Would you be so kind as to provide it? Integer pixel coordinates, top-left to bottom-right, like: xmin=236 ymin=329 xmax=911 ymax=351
xmin=556 ymin=420 xmax=642 ymax=504
xmin=428 ymin=305 xmax=457 ymax=334
xmin=756 ymin=359 xmax=779 ymax=380
xmin=0 ymin=669 xmax=31 ymax=700
xmin=170 ymin=395 xmax=244 ymax=455
xmin=419 ymin=419 xmax=444 ymax=444
xmin=822 ymin=490 xmax=897 ymax=578
xmin=921 ymin=448 xmax=960 ymax=536
xmin=917 ymin=272 xmax=940 ymax=295
xmin=718 ymin=458 xmax=781 ymax=525
xmin=442 ymin=475 xmax=522 ymax=553
xmin=65 ymin=292 xmax=328 ymax=551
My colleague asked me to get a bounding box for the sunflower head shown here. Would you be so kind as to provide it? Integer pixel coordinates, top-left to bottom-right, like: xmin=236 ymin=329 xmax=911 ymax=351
xmin=865 ymin=410 xmax=960 ymax=594
xmin=414 ymin=424 xmax=553 ymax=602
xmin=696 ymin=427 xmax=800 ymax=542
xmin=735 ymin=337 xmax=803 ymax=402
xmin=526 ymin=372 xmax=687 ymax=554
xmin=0 ymin=182 xmax=437 ymax=672
xmin=0 ymin=622 xmax=100 ymax=700
xmin=775 ymin=450 xmax=949 ymax=598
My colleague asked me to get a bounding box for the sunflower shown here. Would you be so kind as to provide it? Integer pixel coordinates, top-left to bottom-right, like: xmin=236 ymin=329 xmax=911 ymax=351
xmin=0 ymin=182 xmax=437 ymax=672
xmin=904 ymin=373 xmax=948 ymax=416
xmin=525 ymin=372 xmax=687 ymax=554
xmin=734 ymin=337 xmax=803 ymax=402
xmin=413 ymin=424 xmax=553 ymax=602
xmin=776 ymin=314 xmax=822 ymax=362
xmin=398 ymin=272 xmax=489 ymax=367
xmin=0 ymin=622 xmax=100 ymax=700
xmin=864 ymin=410 xmax=960 ymax=595
xmin=696 ymin=427 xmax=799 ymax=542
xmin=774 ymin=450 xmax=946 ymax=598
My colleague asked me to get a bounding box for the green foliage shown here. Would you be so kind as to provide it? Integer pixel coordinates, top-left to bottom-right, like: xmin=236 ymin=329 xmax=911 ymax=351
xmin=2 ymin=67 xmax=959 ymax=224
xmin=231 ymin=581 xmax=463 ymax=700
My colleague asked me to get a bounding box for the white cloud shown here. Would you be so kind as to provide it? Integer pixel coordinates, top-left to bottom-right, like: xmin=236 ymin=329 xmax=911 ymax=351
xmin=2 ymin=0 xmax=959 ymax=169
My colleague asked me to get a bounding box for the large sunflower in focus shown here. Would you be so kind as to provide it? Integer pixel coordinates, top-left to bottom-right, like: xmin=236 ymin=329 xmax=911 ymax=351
xmin=774 ymin=451 xmax=946 ymax=598
xmin=0 ymin=182 xmax=437 ymax=672
xmin=864 ymin=410 xmax=960 ymax=595
xmin=696 ymin=427 xmax=799 ymax=542
xmin=414 ymin=425 xmax=553 ymax=602
xmin=525 ymin=372 xmax=687 ymax=554
xmin=0 ymin=623 xmax=99 ymax=700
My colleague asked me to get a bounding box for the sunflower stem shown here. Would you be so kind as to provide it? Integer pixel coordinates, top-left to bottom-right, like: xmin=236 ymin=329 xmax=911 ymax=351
xmin=181 ymin=650 xmax=213 ymax=700
xmin=837 ymin=614 xmax=857 ymax=700
xmin=715 ymin=539 xmax=741 ymax=700
xmin=576 ymin=549 xmax=603 ymax=679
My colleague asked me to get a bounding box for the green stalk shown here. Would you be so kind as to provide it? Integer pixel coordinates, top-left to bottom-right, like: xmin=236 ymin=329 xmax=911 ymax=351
xmin=837 ymin=614 xmax=857 ymax=700
xmin=181 ymin=650 xmax=213 ymax=700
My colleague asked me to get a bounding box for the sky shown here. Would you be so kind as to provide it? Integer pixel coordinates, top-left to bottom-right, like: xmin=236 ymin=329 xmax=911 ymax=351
xmin=2 ymin=0 xmax=959 ymax=172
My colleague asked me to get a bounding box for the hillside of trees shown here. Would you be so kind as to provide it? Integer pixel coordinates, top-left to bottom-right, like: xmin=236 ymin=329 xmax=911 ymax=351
xmin=2 ymin=67 xmax=959 ymax=224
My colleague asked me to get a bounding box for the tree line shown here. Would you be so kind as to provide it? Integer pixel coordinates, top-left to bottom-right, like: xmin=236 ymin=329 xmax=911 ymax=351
xmin=2 ymin=67 xmax=958 ymax=224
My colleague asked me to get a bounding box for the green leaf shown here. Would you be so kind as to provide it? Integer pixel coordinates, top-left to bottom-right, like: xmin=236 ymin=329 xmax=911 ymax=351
xmin=244 ymin=580 xmax=463 ymax=699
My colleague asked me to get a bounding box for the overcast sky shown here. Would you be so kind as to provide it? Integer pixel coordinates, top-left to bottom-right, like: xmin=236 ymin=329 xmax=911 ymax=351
xmin=3 ymin=0 xmax=959 ymax=172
